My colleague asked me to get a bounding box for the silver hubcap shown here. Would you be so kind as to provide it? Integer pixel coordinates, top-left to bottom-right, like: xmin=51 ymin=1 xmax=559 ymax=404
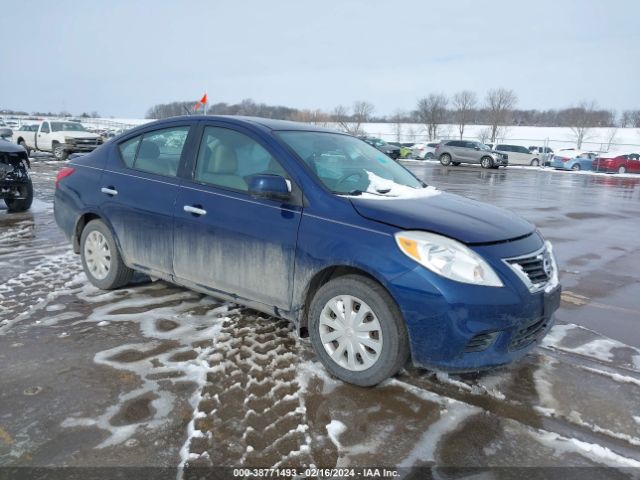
xmin=55 ymin=146 xmax=63 ymax=158
xmin=442 ymin=155 xmax=450 ymax=165
xmin=619 ymin=166 xmax=626 ymax=174
xmin=319 ymin=295 xmax=383 ymax=371
xmin=84 ymin=230 xmax=111 ymax=280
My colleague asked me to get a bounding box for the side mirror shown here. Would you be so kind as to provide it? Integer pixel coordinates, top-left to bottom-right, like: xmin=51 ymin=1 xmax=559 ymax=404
xmin=474 ymin=146 xmax=480 ymax=151
xmin=248 ymin=174 xmax=291 ymax=200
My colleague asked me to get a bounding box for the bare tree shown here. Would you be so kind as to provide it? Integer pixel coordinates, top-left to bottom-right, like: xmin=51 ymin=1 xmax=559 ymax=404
xmin=485 ymin=88 xmax=517 ymax=143
xmin=332 ymin=101 xmax=374 ymax=136
xmin=478 ymin=127 xmax=492 ymax=145
xmin=452 ymin=90 xmax=477 ymax=139
xmin=291 ymin=109 xmax=330 ymax=126
xmin=604 ymin=127 xmax=618 ymax=151
xmin=416 ymin=94 xmax=448 ymax=141
xmin=390 ymin=110 xmax=406 ymax=142
xmin=567 ymin=100 xmax=598 ymax=148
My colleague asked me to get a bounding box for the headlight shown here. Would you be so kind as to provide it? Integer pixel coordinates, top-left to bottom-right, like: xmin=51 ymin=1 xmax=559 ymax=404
xmin=64 ymin=136 xmax=76 ymax=144
xmin=395 ymin=231 xmax=503 ymax=287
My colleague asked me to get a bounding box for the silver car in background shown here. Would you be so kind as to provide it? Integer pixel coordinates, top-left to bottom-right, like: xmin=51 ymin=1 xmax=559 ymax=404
xmin=494 ymin=144 xmax=542 ymax=166
xmin=436 ymin=140 xmax=509 ymax=169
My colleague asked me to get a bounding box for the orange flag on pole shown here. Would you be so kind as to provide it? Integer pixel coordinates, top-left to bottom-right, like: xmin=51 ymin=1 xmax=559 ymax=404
xmin=194 ymin=93 xmax=208 ymax=111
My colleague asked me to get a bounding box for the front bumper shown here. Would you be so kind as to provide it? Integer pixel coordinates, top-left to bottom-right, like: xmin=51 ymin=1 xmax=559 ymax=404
xmin=492 ymin=156 xmax=509 ymax=166
xmin=387 ymin=233 xmax=560 ymax=372
xmin=62 ymin=141 xmax=101 ymax=152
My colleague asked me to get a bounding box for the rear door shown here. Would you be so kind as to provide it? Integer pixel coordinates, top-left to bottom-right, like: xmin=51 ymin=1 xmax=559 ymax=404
xmin=173 ymin=122 xmax=303 ymax=310
xmin=628 ymin=153 xmax=640 ymax=173
xmin=99 ymin=121 xmax=196 ymax=277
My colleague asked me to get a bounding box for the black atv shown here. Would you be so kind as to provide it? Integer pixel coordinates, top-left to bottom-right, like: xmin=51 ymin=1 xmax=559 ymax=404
xmin=0 ymin=129 xmax=33 ymax=213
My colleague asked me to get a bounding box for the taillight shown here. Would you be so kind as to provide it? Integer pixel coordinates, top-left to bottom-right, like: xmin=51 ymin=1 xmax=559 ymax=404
xmin=561 ymin=157 xmax=570 ymax=162
xmin=55 ymin=167 xmax=75 ymax=188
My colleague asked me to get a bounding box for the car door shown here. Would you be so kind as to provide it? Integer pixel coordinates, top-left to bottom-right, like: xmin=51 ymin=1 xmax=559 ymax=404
xmin=628 ymin=154 xmax=640 ymax=173
xmin=173 ymin=123 xmax=303 ymax=310
xmin=99 ymin=122 xmax=195 ymax=277
xmin=463 ymin=141 xmax=482 ymax=163
xmin=37 ymin=121 xmax=52 ymax=151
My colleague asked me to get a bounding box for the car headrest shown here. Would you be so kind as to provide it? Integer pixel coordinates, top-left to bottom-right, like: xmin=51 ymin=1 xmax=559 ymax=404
xmin=212 ymin=145 xmax=238 ymax=174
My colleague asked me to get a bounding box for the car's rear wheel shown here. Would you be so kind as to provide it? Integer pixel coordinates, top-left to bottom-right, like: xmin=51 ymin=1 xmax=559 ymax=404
xmin=53 ymin=143 xmax=68 ymax=161
xmin=439 ymin=153 xmax=452 ymax=166
xmin=425 ymin=152 xmax=434 ymax=159
xmin=481 ymin=156 xmax=494 ymax=169
xmin=80 ymin=219 xmax=133 ymax=290
xmin=530 ymin=159 xmax=540 ymax=166
xmin=4 ymin=178 xmax=33 ymax=212
xmin=571 ymin=164 xmax=581 ymax=171
xmin=308 ymin=274 xmax=409 ymax=386
xmin=618 ymin=166 xmax=626 ymax=174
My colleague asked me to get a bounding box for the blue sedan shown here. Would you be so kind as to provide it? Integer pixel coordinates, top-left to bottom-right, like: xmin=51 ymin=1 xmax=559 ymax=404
xmin=550 ymin=151 xmax=597 ymax=171
xmin=54 ymin=116 xmax=561 ymax=386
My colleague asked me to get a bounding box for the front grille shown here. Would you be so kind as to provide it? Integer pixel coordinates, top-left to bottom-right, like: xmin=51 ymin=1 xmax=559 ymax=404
xmin=510 ymin=316 xmax=549 ymax=350
xmin=464 ymin=331 xmax=499 ymax=353
xmin=505 ymin=247 xmax=552 ymax=290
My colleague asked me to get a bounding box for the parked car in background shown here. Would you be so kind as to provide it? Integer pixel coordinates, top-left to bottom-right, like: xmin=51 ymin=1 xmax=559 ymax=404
xmin=388 ymin=142 xmax=413 ymax=159
xmin=494 ymin=144 xmax=542 ymax=166
xmin=13 ymin=120 xmax=103 ymax=160
xmin=411 ymin=142 xmax=439 ymax=159
xmin=54 ymin=115 xmax=560 ymax=386
xmin=436 ymin=140 xmax=509 ymax=169
xmin=0 ymin=138 xmax=33 ymax=212
xmin=550 ymin=150 xmax=598 ymax=171
xmin=592 ymin=151 xmax=640 ymax=174
xmin=360 ymin=136 xmax=401 ymax=159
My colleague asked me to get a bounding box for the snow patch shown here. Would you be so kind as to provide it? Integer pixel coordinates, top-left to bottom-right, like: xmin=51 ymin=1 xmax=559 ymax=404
xmin=326 ymin=420 xmax=347 ymax=450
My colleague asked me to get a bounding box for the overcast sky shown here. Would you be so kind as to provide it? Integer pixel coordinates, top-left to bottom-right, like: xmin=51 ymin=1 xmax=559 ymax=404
xmin=1 ymin=0 xmax=639 ymax=118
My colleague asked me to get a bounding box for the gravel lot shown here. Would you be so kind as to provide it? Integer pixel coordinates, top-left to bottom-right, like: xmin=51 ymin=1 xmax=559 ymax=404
xmin=1 ymin=159 xmax=639 ymax=478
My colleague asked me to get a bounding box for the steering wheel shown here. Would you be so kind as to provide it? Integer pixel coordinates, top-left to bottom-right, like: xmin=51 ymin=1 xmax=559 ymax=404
xmin=334 ymin=169 xmax=368 ymax=192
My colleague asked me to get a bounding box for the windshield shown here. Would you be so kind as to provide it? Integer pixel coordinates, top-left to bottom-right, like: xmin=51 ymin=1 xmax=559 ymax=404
xmin=278 ymin=131 xmax=427 ymax=197
xmin=50 ymin=122 xmax=88 ymax=132
xmin=479 ymin=143 xmax=491 ymax=151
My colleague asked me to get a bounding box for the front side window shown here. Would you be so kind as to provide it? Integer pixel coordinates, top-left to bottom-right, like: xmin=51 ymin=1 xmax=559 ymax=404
xmin=40 ymin=122 xmax=50 ymax=133
xmin=278 ymin=131 xmax=424 ymax=196
xmin=194 ymin=126 xmax=287 ymax=192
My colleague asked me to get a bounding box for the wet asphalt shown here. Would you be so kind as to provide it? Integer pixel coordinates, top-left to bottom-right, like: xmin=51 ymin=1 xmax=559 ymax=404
xmin=0 ymin=158 xmax=639 ymax=475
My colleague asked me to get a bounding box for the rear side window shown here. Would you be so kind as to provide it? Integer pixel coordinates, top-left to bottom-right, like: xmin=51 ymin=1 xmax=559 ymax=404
xmin=118 ymin=136 xmax=140 ymax=167
xmin=117 ymin=126 xmax=190 ymax=177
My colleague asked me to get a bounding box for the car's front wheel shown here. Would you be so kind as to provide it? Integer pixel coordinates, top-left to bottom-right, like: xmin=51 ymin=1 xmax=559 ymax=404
xmin=571 ymin=164 xmax=581 ymax=171
xmin=53 ymin=143 xmax=69 ymax=161
xmin=530 ymin=159 xmax=540 ymax=166
xmin=308 ymin=275 xmax=409 ymax=386
xmin=481 ymin=156 xmax=494 ymax=169
xmin=80 ymin=219 xmax=133 ymax=290
xmin=4 ymin=178 xmax=33 ymax=212
xmin=439 ymin=153 xmax=452 ymax=166
xmin=618 ymin=166 xmax=626 ymax=174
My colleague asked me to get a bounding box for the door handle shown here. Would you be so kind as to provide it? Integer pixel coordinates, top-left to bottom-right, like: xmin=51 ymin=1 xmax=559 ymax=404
xmin=101 ymin=187 xmax=118 ymax=196
xmin=184 ymin=205 xmax=207 ymax=216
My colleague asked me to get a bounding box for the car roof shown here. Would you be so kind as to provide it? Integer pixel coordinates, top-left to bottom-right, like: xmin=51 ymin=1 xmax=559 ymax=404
xmin=139 ymin=115 xmax=341 ymax=134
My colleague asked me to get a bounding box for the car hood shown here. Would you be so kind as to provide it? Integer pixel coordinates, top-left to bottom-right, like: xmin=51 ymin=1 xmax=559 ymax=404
xmin=350 ymin=191 xmax=535 ymax=244
xmin=0 ymin=139 xmax=27 ymax=154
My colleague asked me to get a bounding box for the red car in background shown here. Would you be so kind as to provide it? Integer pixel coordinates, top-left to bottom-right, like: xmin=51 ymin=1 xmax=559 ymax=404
xmin=592 ymin=152 xmax=640 ymax=174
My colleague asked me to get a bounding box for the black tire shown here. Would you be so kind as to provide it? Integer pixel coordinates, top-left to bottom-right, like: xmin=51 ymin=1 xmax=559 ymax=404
xmin=439 ymin=153 xmax=452 ymax=166
xmin=425 ymin=152 xmax=434 ymax=159
xmin=308 ymin=274 xmax=410 ymax=387
xmin=481 ymin=156 xmax=494 ymax=169
xmin=452 ymin=161 xmax=461 ymax=166
xmin=80 ymin=219 xmax=133 ymax=290
xmin=18 ymin=140 xmax=31 ymax=157
xmin=530 ymin=158 xmax=540 ymax=166
xmin=52 ymin=142 xmax=69 ymax=161
xmin=571 ymin=164 xmax=581 ymax=171
xmin=4 ymin=178 xmax=33 ymax=212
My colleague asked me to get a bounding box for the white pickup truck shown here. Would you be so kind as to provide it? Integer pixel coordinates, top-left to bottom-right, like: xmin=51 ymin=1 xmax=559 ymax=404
xmin=13 ymin=120 xmax=103 ymax=160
